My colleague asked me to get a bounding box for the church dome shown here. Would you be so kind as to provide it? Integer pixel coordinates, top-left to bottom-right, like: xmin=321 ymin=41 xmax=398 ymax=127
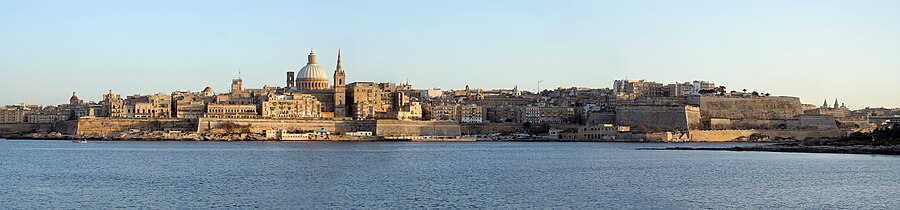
xmin=298 ymin=63 xmax=328 ymax=80
xmin=69 ymin=92 xmax=79 ymax=101
xmin=295 ymin=49 xmax=330 ymax=90
xmin=297 ymin=49 xmax=329 ymax=81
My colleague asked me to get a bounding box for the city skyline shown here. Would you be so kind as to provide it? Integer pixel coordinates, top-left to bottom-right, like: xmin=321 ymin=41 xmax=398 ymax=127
xmin=2 ymin=0 xmax=899 ymax=108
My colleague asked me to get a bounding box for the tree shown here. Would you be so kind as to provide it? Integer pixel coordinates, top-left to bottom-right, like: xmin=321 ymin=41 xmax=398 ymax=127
xmin=751 ymin=91 xmax=759 ymax=96
xmin=715 ymin=86 xmax=727 ymax=95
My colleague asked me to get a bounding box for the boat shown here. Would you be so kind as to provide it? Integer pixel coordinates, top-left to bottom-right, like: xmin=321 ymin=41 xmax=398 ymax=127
xmin=72 ymin=139 xmax=87 ymax=144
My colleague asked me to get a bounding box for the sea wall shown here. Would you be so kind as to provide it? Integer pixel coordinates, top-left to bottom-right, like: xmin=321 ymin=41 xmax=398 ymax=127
xmin=687 ymin=129 xmax=844 ymax=141
xmin=375 ymin=120 xmax=461 ymax=137
xmin=196 ymin=118 xmax=459 ymax=137
xmin=197 ymin=118 xmax=375 ymax=134
xmin=460 ymin=123 xmax=525 ymax=135
xmin=0 ymin=121 xmax=78 ymax=135
xmin=76 ymin=117 xmax=197 ymax=135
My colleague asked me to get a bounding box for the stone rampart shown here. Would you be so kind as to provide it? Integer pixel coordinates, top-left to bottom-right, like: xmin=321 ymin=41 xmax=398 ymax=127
xmin=1 ymin=123 xmax=48 ymax=135
xmin=694 ymin=96 xmax=802 ymax=120
xmin=197 ymin=118 xmax=458 ymax=137
xmin=197 ymin=118 xmax=375 ymax=134
xmin=615 ymin=105 xmax=701 ymax=131
xmin=688 ymin=129 xmax=844 ymax=141
xmin=76 ymin=117 xmax=197 ymax=135
xmin=460 ymin=123 xmax=525 ymax=135
xmin=375 ymin=120 xmax=461 ymax=137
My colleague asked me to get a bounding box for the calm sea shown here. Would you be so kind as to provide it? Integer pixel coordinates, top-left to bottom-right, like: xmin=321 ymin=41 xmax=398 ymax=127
xmin=1 ymin=139 xmax=898 ymax=209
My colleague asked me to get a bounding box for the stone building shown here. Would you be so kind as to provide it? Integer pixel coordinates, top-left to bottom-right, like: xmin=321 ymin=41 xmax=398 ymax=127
xmin=206 ymin=104 xmax=258 ymax=119
xmin=0 ymin=105 xmax=27 ymax=123
xmin=486 ymin=106 xmax=521 ymax=123
xmin=457 ymin=104 xmax=485 ymax=123
xmin=805 ymin=99 xmax=850 ymax=119
xmin=613 ymin=79 xmax=664 ymax=99
xmin=423 ymin=103 xmax=457 ymax=121
xmin=261 ymin=93 xmax=322 ymax=119
xmin=474 ymin=95 xmax=532 ymax=107
xmin=423 ymin=102 xmax=485 ymax=123
xmin=558 ymin=124 xmax=631 ymax=141
xmin=124 ymin=94 xmax=172 ymax=118
xmin=346 ymin=82 xmax=383 ymax=119
xmin=172 ymin=91 xmax=214 ymax=119
xmin=538 ymin=107 xmax=575 ymax=124
xmin=100 ymin=90 xmax=126 ymax=118
xmin=664 ymin=82 xmax=694 ymax=97
xmin=375 ymin=91 xmax=422 ymax=120
xmin=25 ymin=112 xmax=68 ymax=123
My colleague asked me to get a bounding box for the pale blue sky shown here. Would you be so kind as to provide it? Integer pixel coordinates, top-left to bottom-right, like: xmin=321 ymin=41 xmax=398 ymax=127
xmin=1 ymin=0 xmax=898 ymax=108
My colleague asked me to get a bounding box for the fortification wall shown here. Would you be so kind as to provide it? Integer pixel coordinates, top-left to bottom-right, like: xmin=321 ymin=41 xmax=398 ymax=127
xmin=615 ymin=105 xmax=701 ymax=131
xmin=696 ymin=96 xmax=802 ymax=120
xmin=688 ymin=129 xmax=844 ymax=141
xmin=76 ymin=117 xmax=197 ymax=135
xmin=0 ymin=121 xmax=78 ymax=135
xmin=460 ymin=123 xmax=525 ymax=135
xmin=197 ymin=118 xmax=375 ymax=134
xmin=1 ymin=123 xmax=45 ymax=135
xmin=687 ymin=130 xmax=757 ymax=141
xmin=375 ymin=120 xmax=461 ymax=137
xmin=197 ymin=118 xmax=458 ymax=137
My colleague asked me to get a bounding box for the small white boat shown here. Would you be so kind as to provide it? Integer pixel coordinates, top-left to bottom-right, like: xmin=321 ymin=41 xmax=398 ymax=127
xmin=72 ymin=139 xmax=87 ymax=144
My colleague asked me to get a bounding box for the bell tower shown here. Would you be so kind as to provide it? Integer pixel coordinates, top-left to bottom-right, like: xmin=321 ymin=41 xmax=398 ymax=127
xmin=333 ymin=49 xmax=347 ymax=118
xmin=334 ymin=49 xmax=346 ymax=87
xmin=286 ymin=71 xmax=295 ymax=89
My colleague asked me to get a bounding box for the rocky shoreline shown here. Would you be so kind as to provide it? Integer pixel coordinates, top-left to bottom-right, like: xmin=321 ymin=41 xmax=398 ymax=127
xmin=641 ymin=144 xmax=900 ymax=155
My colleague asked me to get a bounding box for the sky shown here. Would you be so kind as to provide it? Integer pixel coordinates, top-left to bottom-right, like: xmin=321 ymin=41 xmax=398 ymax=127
xmin=1 ymin=0 xmax=898 ymax=109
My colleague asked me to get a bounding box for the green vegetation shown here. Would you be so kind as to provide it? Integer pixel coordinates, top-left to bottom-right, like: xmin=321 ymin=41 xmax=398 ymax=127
xmin=813 ymin=126 xmax=900 ymax=146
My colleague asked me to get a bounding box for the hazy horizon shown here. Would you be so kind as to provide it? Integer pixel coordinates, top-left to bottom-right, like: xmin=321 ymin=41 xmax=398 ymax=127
xmin=2 ymin=0 xmax=898 ymax=109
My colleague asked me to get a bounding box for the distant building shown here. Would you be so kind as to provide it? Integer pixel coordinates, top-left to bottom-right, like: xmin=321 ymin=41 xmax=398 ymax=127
xmin=613 ymin=79 xmax=664 ymax=99
xmin=0 ymin=105 xmax=27 ymax=123
xmin=206 ymin=104 xmax=258 ymax=119
xmin=457 ymin=104 xmax=485 ymax=123
xmin=261 ymin=93 xmax=322 ymax=119
xmin=558 ymin=124 xmax=630 ymax=140
xmin=172 ymin=91 xmax=213 ymax=119
xmin=124 ymin=93 xmax=172 ymax=118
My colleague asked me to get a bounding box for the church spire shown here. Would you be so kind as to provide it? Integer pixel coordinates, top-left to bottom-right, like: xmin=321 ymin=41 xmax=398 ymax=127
xmin=834 ymin=99 xmax=839 ymax=109
xmin=822 ymin=99 xmax=828 ymax=108
xmin=336 ymin=48 xmax=343 ymax=73
xmin=333 ymin=48 xmax=346 ymax=87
